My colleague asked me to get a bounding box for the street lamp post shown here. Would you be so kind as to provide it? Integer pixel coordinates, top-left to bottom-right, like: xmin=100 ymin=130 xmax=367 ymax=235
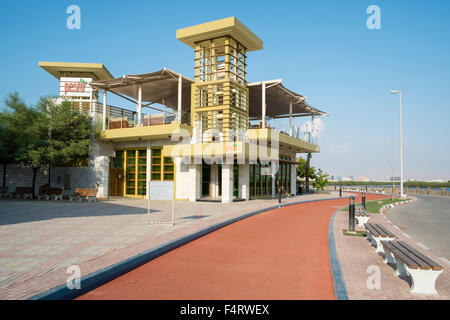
xmin=390 ymin=90 xmax=404 ymax=198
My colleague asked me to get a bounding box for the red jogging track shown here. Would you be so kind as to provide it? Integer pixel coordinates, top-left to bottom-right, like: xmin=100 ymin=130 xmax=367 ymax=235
xmin=78 ymin=193 xmax=388 ymax=300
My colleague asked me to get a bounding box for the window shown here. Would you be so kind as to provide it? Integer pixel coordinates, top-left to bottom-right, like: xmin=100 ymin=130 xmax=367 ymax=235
xmin=163 ymin=157 xmax=174 ymax=181
xmin=151 ymin=148 xmax=162 ymax=180
xmin=125 ymin=150 xmax=136 ymax=195
xmin=137 ymin=150 xmax=146 ymax=195
xmin=113 ymin=151 xmax=124 ymax=168
xmin=151 ymin=148 xmax=175 ymax=181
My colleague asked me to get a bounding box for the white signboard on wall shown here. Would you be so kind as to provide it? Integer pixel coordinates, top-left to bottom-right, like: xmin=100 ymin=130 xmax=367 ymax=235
xmin=59 ymin=77 xmax=92 ymax=97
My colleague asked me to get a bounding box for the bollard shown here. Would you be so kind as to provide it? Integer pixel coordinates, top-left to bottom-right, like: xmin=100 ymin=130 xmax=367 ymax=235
xmin=362 ymin=192 xmax=366 ymax=210
xmin=349 ymin=196 xmax=355 ymax=232
xmin=278 ymin=188 xmax=282 ymax=203
xmin=339 ymin=187 xmax=342 ymax=197
xmin=299 ymin=185 xmax=303 ymax=195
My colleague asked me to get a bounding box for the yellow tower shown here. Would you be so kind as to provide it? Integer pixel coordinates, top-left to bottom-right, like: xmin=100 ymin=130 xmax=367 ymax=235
xmin=177 ymin=17 xmax=263 ymax=143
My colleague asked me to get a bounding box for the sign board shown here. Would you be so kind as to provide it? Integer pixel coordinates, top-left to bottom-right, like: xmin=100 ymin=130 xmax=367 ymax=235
xmin=60 ymin=77 xmax=92 ymax=97
xmin=149 ymin=181 xmax=174 ymax=200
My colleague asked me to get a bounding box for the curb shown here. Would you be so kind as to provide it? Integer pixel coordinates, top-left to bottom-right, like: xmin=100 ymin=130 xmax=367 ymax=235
xmin=328 ymin=207 xmax=349 ymax=300
xmin=29 ymin=195 xmax=346 ymax=300
xmin=379 ymin=197 xmax=416 ymax=216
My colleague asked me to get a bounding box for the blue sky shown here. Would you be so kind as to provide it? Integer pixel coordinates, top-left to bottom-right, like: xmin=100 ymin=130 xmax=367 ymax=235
xmin=1 ymin=0 xmax=449 ymax=181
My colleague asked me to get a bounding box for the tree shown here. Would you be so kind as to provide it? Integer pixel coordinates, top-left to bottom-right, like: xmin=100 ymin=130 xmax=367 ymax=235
xmin=312 ymin=169 xmax=329 ymax=191
xmin=296 ymin=155 xmax=316 ymax=191
xmin=0 ymin=116 xmax=17 ymax=188
xmin=305 ymin=153 xmax=312 ymax=192
xmin=1 ymin=93 xmax=50 ymax=197
xmin=1 ymin=93 xmax=93 ymax=197
xmin=43 ymin=98 xmax=92 ymax=170
xmin=296 ymin=155 xmax=329 ymax=192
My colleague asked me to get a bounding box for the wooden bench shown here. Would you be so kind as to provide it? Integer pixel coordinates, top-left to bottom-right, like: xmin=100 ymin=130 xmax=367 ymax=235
xmin=381 ymin=240 xmax=443 ymax=295
xmin=47 ymin=187 xmax=64 ymax=200
xmin=71 ymin=188 xmax=97 ymax=202
xmin=15 ymin=187 xmax=34 ymax=199
xmin=364 ymin=223 xmax=396 ymax=253
xmin=38 ymin=186 xmax=64 ymax=200
xmin=355 ymin=207 xmax=370 ymax=226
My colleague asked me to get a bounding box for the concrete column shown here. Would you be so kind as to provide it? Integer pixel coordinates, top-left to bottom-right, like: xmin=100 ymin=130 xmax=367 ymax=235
xmin=178 ymin=74 xmax=182 ymax=123
xmin=137 ymin=84 xmax=142 ymax=126
xmin=291 ymin=162 xmax=296 ymax=196
xmin=271 ymin=160 xmax=276 ymax=199
xmin=102 ymin=90 xmax=107 ymax=130
xmin=211 ymin=164 xmax=219 ymax=198
xmin=238 ymin=162 xmax=250 ymax=201
xmin=221 ymin=164 xmax=233 ymax=203
xmin=289 ymin=101 xmax=293 ymax=136
xmin=188 ymin=164 xmax=201 ymax=202
xmin=262 ymin=81 xmax=266 ymax=128
xmin=94 ymin=155 xmax=110 ymax=199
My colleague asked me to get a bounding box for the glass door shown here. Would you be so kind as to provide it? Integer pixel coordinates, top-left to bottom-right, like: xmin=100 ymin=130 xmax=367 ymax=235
xmin=124 ymin=149 xmax=146 ymax=198
xmin=202 ymin=163 xmax=211 ymax=196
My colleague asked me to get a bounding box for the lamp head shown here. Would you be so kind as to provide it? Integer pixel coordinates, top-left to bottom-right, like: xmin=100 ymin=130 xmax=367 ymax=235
xmin=390 ymin=90 xmax=400 ymax=94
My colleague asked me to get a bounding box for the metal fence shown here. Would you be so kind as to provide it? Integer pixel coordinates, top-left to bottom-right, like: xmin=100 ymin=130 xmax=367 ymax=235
xmin=92 ymin=102 xmax=179 ymax=129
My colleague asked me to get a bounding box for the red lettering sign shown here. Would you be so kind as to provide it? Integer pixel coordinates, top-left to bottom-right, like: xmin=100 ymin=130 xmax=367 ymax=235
xmin=64 ymin=81 xmax=86 ymax=94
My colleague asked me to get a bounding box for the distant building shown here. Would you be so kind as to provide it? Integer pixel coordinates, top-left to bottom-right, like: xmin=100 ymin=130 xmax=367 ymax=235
xmin=390 ymin=177 xmax=401 ymax=182
xmin=359 ymin=176 xmax=367 ymax=182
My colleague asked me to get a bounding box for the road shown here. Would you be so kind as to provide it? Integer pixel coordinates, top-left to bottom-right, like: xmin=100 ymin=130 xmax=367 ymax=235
xmin=387 ymin=194 xmax=450 ymax=259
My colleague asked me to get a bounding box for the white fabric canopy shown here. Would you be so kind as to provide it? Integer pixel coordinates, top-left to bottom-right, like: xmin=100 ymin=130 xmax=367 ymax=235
xmin=91 ymin=68 xmax=328 ymax=118
xmin=91 ymin=68 xmax=192 ymax=112
xmin=247 ymin=80 xmax=328 ymax=119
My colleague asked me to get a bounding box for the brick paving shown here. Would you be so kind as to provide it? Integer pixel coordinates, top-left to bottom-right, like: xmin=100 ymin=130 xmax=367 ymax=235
xmin=0 ymin=193 xmax=335 ymax=300
xmin=333 ymin=195 xmax=450 ymax=300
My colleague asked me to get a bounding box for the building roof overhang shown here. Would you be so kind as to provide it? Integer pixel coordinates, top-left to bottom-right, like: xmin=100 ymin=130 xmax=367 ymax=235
xmin=38 ymin=61 xmax=113 ymax=81
xmin=176 ymin=17 xmax=263 ymax=52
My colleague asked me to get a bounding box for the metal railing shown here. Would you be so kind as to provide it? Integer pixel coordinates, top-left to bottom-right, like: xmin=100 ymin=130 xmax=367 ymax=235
xmin=91 ymin=102 xmax=186 ymax=130
xmin=249 ymin=119 xmax=319 ymax=145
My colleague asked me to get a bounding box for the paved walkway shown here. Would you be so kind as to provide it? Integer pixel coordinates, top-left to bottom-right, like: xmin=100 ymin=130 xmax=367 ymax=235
xmin=334 ymin=193 xmax=450 ymax=299
xmin=0 ymin=193 xmax=337 ymax=299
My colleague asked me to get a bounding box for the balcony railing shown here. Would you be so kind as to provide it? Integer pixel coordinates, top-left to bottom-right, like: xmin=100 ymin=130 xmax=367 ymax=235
xmin=249 ymin=119 xmax=319 ymax=145
xmin=91 ymin=102 xmax=182 ymax=130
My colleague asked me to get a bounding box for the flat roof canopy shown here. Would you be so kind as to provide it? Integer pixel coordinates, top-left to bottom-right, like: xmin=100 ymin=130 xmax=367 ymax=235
xmin=176 ymin=17 xmax=263 ymax=52
xmin=91 ymin=68 xmax=193 ymax=112
xmin=247 ymin=80 xmax=328 ymax=119
xmin=39 ymin=61 xmax=113 ymax=81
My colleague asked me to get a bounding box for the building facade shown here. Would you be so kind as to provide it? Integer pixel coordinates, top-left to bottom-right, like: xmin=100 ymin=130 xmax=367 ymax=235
xmin=38 ymin=17 xmax=328 ymax=203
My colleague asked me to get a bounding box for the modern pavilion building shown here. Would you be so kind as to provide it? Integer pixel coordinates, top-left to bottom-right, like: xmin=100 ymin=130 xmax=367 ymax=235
xmin=38 ymin=17 xmax=328 ymax=203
